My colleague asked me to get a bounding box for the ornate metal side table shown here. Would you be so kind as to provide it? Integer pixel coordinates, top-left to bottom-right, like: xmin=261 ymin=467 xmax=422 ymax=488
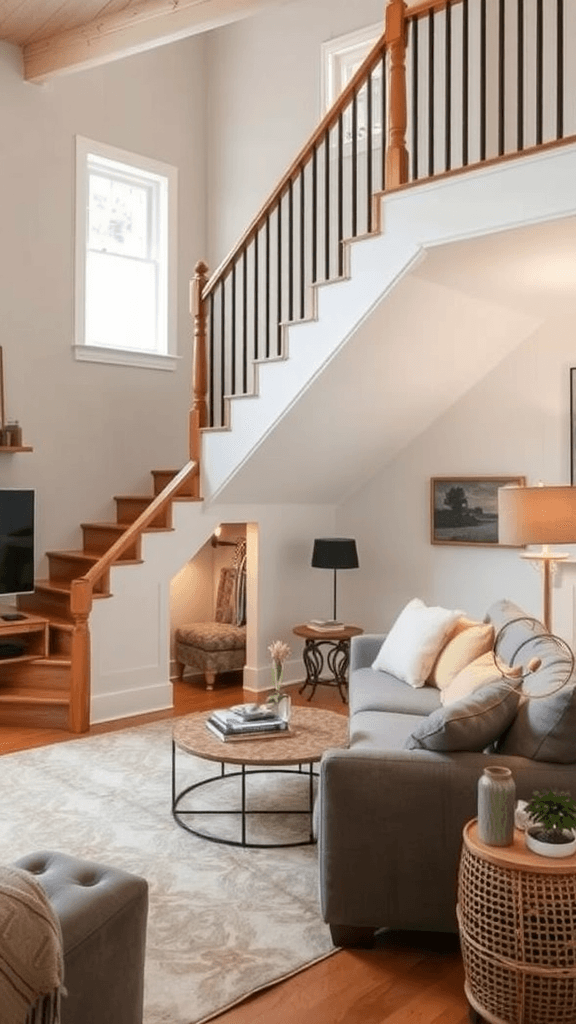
xmin=292 ymin=623 xmax=363 ymax=703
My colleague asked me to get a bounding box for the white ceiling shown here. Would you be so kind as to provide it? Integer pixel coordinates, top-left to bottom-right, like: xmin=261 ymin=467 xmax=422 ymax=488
xmin=214 ymin=215 xmax=576 ymax=506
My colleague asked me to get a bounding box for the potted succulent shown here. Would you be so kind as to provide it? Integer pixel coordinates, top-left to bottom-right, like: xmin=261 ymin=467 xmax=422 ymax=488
xmin=524 ymin=790 xmax=576 ymax=858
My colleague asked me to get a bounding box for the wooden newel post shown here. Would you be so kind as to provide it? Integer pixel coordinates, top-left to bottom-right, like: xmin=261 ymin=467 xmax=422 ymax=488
xmin=385 ymin=0 xmax=409 ymax=188
xmin=69 ymin=577 xmax=93 ymax=734
xmin=190 ymin=261 xmax=209 ymax=463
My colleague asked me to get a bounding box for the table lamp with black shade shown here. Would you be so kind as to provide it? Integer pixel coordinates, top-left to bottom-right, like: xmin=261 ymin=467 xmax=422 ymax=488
xmin=311 ymin=537 xmax=359 ymax=625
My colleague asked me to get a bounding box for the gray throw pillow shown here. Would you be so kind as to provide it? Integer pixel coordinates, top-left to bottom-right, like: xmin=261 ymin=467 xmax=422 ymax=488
xmin=404 ymin=680 xmax=520 ymax=752
xmin=495 ymin=683 xmax=576 ymax=763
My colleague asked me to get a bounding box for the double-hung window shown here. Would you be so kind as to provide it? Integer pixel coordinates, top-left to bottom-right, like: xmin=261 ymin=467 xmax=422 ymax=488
xmin=75 ymin=137 xmax=177 ymax=369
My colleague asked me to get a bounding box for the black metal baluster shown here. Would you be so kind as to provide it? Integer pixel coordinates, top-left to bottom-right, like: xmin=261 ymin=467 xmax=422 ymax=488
xmin=480 ymin=0 xmax=487 ymax=161
xmin=311 ymin=146 xmax=318 ymax=284
xmin=209 ymin=291 xmax=215 ymax=427
xmin=462 ymin=0 xmax=469 ymax=166
xmin=351 ymin=93 xmax=358 ymax=238
xmin=288 ymin=179 xmax=294 ymax=323
xmin=381 ymin=51 xmax=387 ymax=190
xmin=517 ymin=0 xmax=524 ymax=150
xmin=265 ymin=216 xmax=270 ymax=359
xmin=242 ymin=248 xmax=248 ymax=393
xmin=536 ymin=0 xmax=543 ymax=145
xmin=367 ymin=72 xmax=373 ymax=232
xmin=220 ymin=279 xmax=226 ymax=428
xmin=428 ymin=9 xmax=435 ymax=177
xmin=337 ymin=113 xmax=344 ymax=277
xmin=253 ymin=231 xmax=259 ymax=361
xmin=445 ymin=2 xmax=452 ymax=172
xmin=299 ymin=166 xmax=306 ymax=320
xmin=231 ymin=263 xmax=236 ymax=395
xmin=556 ymin=0 xmax=564 ymax=139
xmin=277 ymin=198 xmax=282 ymax=355
xmin=324 ymin=132 xmax=330 ymax=281
xmin=498 ymin=0 xmax=505 ymax=155
xmin=412 ymin=17 xmax=419 ymax=180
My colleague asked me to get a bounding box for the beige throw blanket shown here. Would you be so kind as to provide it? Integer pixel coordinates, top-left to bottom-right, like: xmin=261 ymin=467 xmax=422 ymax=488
xmin=0 ymin=866 xmax=63 ymax=1024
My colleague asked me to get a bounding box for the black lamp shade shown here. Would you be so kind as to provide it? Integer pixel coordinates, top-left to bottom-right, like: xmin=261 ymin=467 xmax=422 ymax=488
xmin=312 ymin=538 xmax=359 ymax=570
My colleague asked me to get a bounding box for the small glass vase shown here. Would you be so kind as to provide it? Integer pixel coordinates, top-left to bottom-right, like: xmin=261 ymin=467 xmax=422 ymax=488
xmin=276 ymin=694 xmax=291 ymax=723
xmin=477 ymin=766 xmax=516 ymax=846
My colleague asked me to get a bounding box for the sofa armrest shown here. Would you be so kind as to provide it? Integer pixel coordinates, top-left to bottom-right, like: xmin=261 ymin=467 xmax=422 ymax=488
xmin=349 ymin=634 xmax=385 ymax=673
xmin=319 ymin=746 xmax=576 ymax=934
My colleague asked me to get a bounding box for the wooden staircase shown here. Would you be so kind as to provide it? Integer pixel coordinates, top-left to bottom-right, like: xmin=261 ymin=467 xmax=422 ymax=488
xmin=1 ymin=467 xmax=201 ymax=732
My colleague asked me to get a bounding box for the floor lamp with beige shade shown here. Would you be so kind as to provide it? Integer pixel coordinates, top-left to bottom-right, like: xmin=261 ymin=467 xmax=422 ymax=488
xmin=498 ymin=484 xmax=576 ymax=631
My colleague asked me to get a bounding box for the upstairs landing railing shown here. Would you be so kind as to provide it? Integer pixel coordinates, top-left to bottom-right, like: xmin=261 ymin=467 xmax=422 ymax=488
xmin=191 ymin=0 xmax=576 ymax=431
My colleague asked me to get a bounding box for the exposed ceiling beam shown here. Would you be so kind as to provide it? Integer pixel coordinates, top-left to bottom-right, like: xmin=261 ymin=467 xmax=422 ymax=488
xmin=23 ymin=0 xmax=287 ymax=83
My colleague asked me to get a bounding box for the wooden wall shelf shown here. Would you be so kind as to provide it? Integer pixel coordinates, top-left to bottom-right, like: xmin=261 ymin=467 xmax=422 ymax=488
xmin=0 ymin=446 xmax=33 ymax=453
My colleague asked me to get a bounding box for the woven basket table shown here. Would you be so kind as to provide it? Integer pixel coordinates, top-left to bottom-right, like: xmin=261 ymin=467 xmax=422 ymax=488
xmin=457 ymin=819 xmax=576 ymax=1024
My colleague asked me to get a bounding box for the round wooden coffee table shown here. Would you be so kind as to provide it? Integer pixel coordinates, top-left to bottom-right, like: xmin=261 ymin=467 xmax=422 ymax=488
xmin=172 ymin=706 xmax=348 ymax=848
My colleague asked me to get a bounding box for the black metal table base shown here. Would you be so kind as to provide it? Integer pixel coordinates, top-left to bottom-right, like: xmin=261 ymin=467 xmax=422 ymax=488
xmin=298 ymin=637 xmax=350 ymax=703
xmin=172 ymin=742 xmax=318 ymax=848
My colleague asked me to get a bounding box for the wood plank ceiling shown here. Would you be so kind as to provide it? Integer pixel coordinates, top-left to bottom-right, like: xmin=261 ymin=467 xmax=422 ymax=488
xmin=0 ymin=0 xmax=288 ymax=82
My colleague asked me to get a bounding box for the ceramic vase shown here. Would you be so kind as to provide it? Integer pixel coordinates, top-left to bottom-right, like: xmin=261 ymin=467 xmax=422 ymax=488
xmin=477 ymin=766 xmax=516 ymax=846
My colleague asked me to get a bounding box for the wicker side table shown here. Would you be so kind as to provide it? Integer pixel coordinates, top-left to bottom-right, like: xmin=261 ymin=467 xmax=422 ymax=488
xmin=457 ymin=819 xmax=576 ymax=1024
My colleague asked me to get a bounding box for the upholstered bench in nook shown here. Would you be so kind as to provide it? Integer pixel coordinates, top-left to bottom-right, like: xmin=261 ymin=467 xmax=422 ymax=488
xmin=175 ymin=564 xmax=246 ymax=691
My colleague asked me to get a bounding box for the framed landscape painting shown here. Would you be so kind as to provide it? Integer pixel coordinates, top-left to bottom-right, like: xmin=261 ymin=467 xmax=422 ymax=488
xmin=431 ymin=476 xmax=526 ymax=546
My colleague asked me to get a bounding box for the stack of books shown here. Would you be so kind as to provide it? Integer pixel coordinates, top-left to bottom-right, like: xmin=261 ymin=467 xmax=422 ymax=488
xmin=206 ymin=704 xmax=290 ymax=742
xmin=306 ymin=619 xmax=344 ymax=633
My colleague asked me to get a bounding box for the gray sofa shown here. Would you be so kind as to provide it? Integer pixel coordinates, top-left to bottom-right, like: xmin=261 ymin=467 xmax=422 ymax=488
xmin=13 ymin=851 xmax=148 ymax=1024
xmin=319 ymin=599 xmax=576 ymax=947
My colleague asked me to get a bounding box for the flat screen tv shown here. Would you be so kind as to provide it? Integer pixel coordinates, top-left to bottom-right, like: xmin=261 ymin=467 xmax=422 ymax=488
xmin=0 ymin=489 xmax=35 ymax=597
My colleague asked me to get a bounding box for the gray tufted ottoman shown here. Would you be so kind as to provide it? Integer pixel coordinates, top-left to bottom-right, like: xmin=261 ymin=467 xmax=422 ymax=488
xmin=14 ymin=851 xmax=148 ymax=1024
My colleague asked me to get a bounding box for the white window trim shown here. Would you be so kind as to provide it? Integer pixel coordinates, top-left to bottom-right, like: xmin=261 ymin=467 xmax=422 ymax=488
xmin=321 ymin=23 xmax=381 ymax=113
xmin=74 ymin=135 xmax=179 ymax=371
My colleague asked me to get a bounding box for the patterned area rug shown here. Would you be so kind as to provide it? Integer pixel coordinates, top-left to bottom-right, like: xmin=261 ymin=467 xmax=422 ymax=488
xmin=0 ymin=719 xmax=335 ymax=1023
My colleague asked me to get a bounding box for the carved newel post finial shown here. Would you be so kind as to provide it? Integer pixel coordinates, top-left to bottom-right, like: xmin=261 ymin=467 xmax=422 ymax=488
xmin=385 ymin=0 xmax=409 ymax=188
xmin=191 ymin=260 xmax=209 ymax=431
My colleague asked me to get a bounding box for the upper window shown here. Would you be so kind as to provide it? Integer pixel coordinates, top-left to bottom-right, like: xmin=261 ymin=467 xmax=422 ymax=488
xmin=321 ymin=24 xmax=380 ymax=113
xmin=75 ymin=137 xmax=178 ymax=370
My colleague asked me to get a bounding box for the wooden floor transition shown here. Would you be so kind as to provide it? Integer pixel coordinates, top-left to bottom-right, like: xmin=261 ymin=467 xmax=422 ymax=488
xmin=0 ymin=672 xmax=471 ymax=1024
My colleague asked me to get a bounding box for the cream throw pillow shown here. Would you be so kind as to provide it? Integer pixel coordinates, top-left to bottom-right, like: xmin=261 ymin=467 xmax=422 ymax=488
xmin=430 ymin=622 xmax=495 ymax=691
xmin=371 ymin=598 xmax=463 ymax=688
xmin=441 ymin=650 xmax=503 ymax=706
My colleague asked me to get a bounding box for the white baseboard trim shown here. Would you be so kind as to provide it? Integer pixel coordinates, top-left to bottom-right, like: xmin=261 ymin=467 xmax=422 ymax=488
xmin=242 ymin=657 xmax=303 ymax=694
xmin=90 ymin=681 xmax=173 ymax=725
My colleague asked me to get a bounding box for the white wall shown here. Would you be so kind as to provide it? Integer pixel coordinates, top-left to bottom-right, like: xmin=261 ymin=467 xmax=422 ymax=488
xmin=339 ymin=310 xmax=576 ymax=642
xmin=0 ymin=37 xmax=206 ymax=572
xmin=205 ymin=0 xmax=386 ymax=266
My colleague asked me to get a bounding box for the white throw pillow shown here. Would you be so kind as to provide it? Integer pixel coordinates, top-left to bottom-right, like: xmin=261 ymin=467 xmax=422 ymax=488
xmin=372 ymin=598 xmax=464 ymax=688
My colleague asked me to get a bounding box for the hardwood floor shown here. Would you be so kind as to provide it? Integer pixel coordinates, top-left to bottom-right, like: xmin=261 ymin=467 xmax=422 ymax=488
xmin=0 ymin=672 xmax=471 ymax=1024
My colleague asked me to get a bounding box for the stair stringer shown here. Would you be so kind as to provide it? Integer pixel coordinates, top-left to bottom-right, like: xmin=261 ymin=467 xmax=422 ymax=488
xmin=87 ymin=500 xmax=226 ymax=724
xmin=201 ymin=143 xmax=576 ymax=504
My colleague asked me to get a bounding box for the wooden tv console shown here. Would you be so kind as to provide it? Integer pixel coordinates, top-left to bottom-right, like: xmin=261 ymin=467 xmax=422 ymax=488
xmin=0 ymin=608 xmax=48 ymax=662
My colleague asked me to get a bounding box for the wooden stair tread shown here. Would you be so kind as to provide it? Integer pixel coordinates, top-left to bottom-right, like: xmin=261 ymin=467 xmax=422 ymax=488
xmin=46 ymin=549 xmax=100 ymax=562
xmin=46 ymin=549 xmax=143 ymax=567
xmin=81 ymin=521 xmax=174 ymax=533
xmin=37 ymin=655 xmax=71 ymax=666
xmin=34 ymin=579 xmax=110 ymax=598
xmin=0 ymin=688 xmax=69 ymax=705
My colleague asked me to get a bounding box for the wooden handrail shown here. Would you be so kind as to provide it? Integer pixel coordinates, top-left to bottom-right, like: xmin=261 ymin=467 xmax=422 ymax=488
xmin=407 ymin=0 xmax=464 ymax=20
xmin=202 ymin=26 xmax=389 ymax=299
xmin=81 ymin=460 xmax=199 ymax=590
